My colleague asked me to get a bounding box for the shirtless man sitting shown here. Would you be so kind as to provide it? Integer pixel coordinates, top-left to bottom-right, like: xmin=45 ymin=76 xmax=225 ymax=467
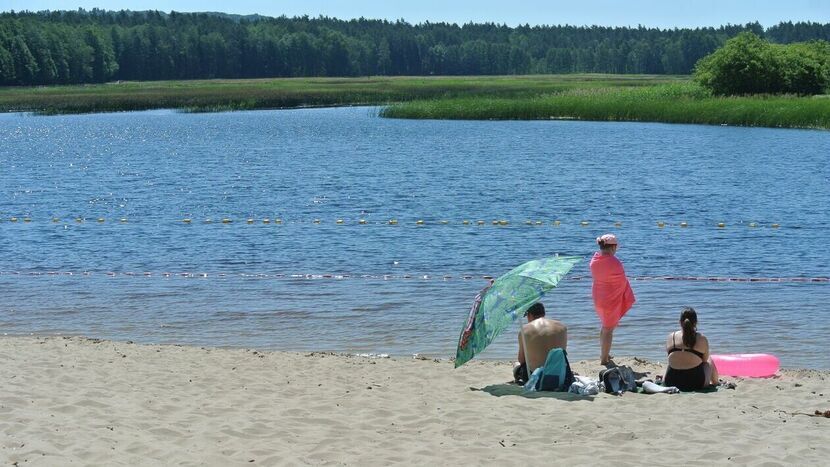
xmin=513 ymin=302 xmax=568 ymax=384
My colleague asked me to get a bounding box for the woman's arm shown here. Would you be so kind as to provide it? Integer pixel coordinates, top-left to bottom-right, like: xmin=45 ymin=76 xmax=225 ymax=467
xmin=699 ymin=334 xmax=711 ymax=361
xmin=665 ymin=332 xmax=674 ymax=353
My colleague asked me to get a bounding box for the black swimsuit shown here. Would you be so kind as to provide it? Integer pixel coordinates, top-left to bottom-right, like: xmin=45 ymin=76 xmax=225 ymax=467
xmin=664 ymin=332 xmax=707 ymax=391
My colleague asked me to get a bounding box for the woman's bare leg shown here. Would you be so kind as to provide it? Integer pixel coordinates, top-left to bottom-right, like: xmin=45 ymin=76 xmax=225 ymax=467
xmin=708 ymin=358 xmax=719 ymax=385
xmin=600 ymin=327 xmax=614 ymax=365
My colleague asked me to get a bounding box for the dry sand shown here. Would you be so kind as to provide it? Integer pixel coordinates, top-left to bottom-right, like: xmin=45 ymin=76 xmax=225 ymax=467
xmin=1 ymin=336 xmax=828 ymax=466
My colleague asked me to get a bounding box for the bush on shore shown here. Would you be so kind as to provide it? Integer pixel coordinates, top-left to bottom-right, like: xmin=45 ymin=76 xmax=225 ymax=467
xmin=694 ymin=32 xmax=830 ymax=96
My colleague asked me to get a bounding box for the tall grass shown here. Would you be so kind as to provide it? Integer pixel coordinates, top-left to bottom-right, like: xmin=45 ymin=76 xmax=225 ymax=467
xmin=5 ymin=76 xmax=822 ymax=130
xmin=0 ymin=75 xmax=683 ymax=114
xmin=380 ymin=83 xmax=830 ymax=130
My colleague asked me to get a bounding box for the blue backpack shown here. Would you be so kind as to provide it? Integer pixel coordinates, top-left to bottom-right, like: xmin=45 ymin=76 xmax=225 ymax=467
xmin=524 ymin=348 xmax=575 ymax=393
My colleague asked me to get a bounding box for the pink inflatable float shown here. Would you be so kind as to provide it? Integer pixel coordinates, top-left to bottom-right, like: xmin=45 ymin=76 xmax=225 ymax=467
xmin=711 ymin=354 xmax=780 ymax=377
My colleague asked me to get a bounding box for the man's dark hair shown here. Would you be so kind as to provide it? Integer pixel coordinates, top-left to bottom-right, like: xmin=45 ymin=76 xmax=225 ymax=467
xmin=526 ymin=302 xmax=545 ymax=318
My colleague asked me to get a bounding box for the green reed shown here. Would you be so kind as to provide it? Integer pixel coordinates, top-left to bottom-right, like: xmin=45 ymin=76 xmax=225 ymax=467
xmin=0 ymin=75 xmax=682 ymax=115
xmin=380 ymin=83 xmax=830 ymax=130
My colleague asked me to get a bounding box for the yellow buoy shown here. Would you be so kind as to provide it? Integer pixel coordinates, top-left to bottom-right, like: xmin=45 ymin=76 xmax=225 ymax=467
xmin=580 ymin=221 xmax=589 ymax=226
xmin=553 ymin=220 xmax=561 ymax=226
xmin=477 ymin=220 xmax=485 ymax=225
xmin=535 ymin=221 xmax=543 ymax=225
xmin=336 ymin=219 xmax=344 ymax=224
xmin=23 ymin=217 xmax=31 ymax=223
xmin=312 ymin=219 xmax=321 ymax=224
xmin=358 ymin=219 xmax=367 ymax=225
xmin=440 ymin=220 xmax=449 ymax=225
xmin=717 ymin=222 xmax=725 ymax=228
xmin=771 ymin=223 xmax=780 ymax=228
xmin=498 ymin=220 xmax=509 ymax=226
xmin=75 ymin=217 xmax=83 ymax=223
xmin=246 ymin=219 xmax=254 ymax=224
xmin=462 ymin=220 xmax=470 ymax=225
xmin=263 ymin=218 xmax=270 ymax=224
xmin=657 ymin=221 xmax=665 ymax=228
xmin=204 ymin=218 xmax=212 ymax=224
xmin=525 ymin=220 xmax=533 ymax=225
xmin=492 ymin=220 xmax=499 ymax=225
xmin=274 ymin=219 xmax=282 ymax=224
xmin=10 ymin=217 xmax=18 ymax=222
xmin=389 ymin=219 xmax=398 ymax=225
xmin=97 ymin=218 xmax=105 ymax=223
xmin=680 ymin=221 xmax=688 ymax=227
xmin=52 ymin=218 xmax=60 ymax=223
xmin=749 ymin=222 xmax=757 ymax=228
xmin=416 ymin=220 xmax=424 ymax=225
xmin=183 ymin=218 xmax=192 ymax=223
xmin=222 ymin=218 xmax=232 ymax=224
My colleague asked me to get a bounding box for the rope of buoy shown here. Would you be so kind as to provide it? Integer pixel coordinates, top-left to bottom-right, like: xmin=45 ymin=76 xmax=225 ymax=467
xmin=0 ymin=217 xmax=789 ymax=228
xmin=0 ymin=270 xmax=826 ymax=283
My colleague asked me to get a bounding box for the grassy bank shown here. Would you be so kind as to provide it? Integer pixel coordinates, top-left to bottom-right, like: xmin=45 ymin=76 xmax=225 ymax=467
xmin=0 ymin=75 xmax=682 ymax=114
xmin=4 ymin=76 xmax=825 ymax=130
xmin=380 ymin=83 xmax=830 ymax=129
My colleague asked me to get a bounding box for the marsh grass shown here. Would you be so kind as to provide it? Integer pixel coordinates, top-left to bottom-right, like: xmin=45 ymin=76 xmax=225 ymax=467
xmin=3 ymin=75 xmax=822 ymax=130
xmin=0 ymin=74 xmax=683 ymax=114
xmin=380 ymin=83 xmax=830 ymax=129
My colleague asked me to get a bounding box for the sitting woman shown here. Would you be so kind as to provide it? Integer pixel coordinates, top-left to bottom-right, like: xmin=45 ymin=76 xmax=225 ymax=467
xmin=664 ymin=307 xmax=719 ymax=391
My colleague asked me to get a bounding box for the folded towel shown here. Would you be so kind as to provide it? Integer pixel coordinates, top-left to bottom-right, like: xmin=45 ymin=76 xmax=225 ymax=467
xmin=642 ymin=381 xmax=680 ymax=394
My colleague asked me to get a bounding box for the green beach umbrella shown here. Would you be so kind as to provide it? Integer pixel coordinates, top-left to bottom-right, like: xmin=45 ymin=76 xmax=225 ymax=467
xmin=455 ymin=255 xmax=581 ymax=368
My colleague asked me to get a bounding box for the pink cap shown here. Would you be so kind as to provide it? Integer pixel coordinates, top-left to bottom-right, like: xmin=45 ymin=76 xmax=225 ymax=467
xmin=597 ymin=234 xmax=618 ymax=245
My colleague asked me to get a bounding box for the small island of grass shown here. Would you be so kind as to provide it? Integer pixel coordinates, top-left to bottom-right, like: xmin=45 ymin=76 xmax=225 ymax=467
xmin=382 ymin=33 xmax=830 ymax=130
xmin=379 ymin=83 xmax=830 ymax=129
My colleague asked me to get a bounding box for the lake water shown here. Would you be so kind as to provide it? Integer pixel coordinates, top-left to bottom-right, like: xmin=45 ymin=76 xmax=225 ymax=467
xmin=1 ymin=107 xmax=828 ymax=368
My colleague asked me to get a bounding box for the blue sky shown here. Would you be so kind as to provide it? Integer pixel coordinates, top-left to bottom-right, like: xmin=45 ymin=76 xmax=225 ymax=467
xmin=3 ymin=0 xmax=829 ymax=28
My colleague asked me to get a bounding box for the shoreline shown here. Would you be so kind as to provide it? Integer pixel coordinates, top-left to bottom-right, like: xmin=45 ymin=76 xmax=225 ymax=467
xmin=4 ymin=329 xmax=829 ymax=371
xmin=17 ymin=75 xmax=828 ymax=131
xmin=2 ymin=335 xmax=827 ymax=464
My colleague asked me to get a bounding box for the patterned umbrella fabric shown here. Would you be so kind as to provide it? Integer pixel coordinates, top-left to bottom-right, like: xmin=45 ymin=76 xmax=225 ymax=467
xmin=455 ymin=256 xmax=581 ymax=368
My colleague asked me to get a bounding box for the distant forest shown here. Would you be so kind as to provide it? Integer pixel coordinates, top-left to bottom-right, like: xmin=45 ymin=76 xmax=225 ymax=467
xmin=1 ymin=9 xmax=830 ymax=86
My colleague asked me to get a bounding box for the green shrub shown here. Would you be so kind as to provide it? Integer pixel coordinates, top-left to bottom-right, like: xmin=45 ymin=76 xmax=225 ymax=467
xmin=776 ymin=42 xmax=830 ymax=95
xmin=694 ymin=33 xmax=782 ymax=95
xmin=694 ymin=32 xmax=830 ymax=95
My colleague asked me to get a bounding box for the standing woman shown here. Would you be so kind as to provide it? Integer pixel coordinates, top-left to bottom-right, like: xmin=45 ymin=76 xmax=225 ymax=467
xmin=590 ymin=234 xmax=635 ymax=365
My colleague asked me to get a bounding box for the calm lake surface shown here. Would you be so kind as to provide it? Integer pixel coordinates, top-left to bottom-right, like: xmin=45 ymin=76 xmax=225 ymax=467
xmin=1 ymin=107 xmax=828 ymax=368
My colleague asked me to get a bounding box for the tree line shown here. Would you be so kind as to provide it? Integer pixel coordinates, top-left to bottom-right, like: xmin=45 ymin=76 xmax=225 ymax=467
xmin=1 ymin=9 xmax=830 ymax=86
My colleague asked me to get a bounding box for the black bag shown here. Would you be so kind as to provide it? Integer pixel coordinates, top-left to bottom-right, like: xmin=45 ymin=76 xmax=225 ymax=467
xmin=599 ymin=365 xmax=638 ymax=394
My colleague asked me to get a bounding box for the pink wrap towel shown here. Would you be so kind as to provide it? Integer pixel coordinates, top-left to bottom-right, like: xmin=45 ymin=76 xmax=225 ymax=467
xmin=590 ymin=252 xmax=635 ymax=328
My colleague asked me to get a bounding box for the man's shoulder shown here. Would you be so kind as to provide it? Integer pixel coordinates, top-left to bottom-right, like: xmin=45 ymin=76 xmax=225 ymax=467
xmin=540 ymin=318 xmax=567 ymax=332
xmin=522 ymin=318 xmax=567 ymax=335
xmin=544 ymin=317 xmax=566 ymax=327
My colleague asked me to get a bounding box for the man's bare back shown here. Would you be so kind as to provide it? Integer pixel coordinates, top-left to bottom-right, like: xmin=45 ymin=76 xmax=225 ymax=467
xmin=519 ymin=317 xmax=567 ymax=373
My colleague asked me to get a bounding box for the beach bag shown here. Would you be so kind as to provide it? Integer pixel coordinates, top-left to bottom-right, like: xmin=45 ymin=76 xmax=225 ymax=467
xmin=599 ymin=365 xmax=638 ymax=394
xmin=523 ymin=348 xmax=575 ymax=393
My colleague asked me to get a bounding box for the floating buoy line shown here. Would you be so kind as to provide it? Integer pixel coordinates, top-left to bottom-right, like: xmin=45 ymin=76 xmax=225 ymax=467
xmin=0 ymin=217 xmax=785 ymax=229
xmin=0 ymin=270 xmax=825 ymax=283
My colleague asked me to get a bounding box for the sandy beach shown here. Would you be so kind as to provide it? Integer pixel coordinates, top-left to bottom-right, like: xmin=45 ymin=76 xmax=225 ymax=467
xmin=1 ymin=336 xmax=827 ymax=465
